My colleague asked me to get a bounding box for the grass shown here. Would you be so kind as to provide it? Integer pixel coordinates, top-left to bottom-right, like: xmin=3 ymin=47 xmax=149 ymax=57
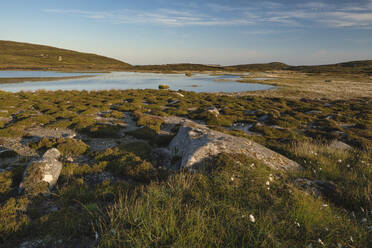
xmin=0 ymin=40 xmax=131 ymax=71
xmin=0 ymin=73 xmax=370 ymax=247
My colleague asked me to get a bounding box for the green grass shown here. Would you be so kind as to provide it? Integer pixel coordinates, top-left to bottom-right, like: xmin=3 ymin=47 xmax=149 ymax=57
xmin=0 ymin=88 xmax=370 ymax=247
xmin=0 ymin=40 xmax=131 ymax=71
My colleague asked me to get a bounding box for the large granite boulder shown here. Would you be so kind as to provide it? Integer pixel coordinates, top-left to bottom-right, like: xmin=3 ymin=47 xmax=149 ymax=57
xmin=19 ymin=148 xmax=62 ymax=195
xmin=168 ymin=120 xmax=301 ymax=171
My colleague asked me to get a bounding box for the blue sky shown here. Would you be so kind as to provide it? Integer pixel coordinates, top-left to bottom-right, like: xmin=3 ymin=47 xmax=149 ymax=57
xmin=1 ymin=0 xmax=372 ymax=65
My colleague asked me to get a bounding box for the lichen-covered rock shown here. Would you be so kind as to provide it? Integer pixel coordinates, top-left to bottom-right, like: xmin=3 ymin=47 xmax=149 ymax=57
xmin=19 ymin=148 xmax=62 ymax=195
xmin=169 ymin=120 xmax=301 ymax=171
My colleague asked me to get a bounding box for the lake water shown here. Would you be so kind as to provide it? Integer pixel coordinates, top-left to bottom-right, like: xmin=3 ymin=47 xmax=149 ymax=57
xmin=0 ymin=71 xmax=274 ymax=93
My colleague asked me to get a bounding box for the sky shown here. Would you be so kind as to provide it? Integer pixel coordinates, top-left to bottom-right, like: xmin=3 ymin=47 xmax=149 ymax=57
xmin=1 ymin=0 xmax=372 ymax=65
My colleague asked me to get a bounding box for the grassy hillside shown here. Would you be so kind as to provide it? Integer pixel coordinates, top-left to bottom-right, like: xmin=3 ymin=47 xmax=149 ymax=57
xmin=0 ymin=40 xmax=131 ymax=71
xmin=133 ymin=61 xmax=372 ymax=73
xmin=132 ymin=62 xmax=289 ymax=72
xmin=287 ymin=60 xmax=372 ymax=73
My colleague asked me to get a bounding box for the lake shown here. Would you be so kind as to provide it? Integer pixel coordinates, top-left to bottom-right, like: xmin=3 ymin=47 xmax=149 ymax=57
xmin=0 ymin=71 xmax=274 ymax=93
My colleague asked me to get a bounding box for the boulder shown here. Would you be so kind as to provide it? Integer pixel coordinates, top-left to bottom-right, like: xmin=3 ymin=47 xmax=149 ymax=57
xmin=19 ymin=148 xmax=62 ymax=195
xmin=168 ymin=120 xmax=301 ymax=171
xmin=329 ymin=140 xmax=352 ymax=150
xmin=294 ymin=179 xmax=339 ymax=200
xmin=207 ymin=106 xmax=220 ymax=116
xmin=0 ymin=148 xmax=18 ymax=158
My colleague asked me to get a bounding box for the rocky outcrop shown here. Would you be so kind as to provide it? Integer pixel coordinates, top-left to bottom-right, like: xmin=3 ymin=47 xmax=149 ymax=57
xmin=168 ymin=120 xmax=301 ymax=171
xmin=329 ymin=140 xmax=352 ymax=150
xmin=294 ymin=178 xmax=339 ymax=200
xmin=19 ymin=148 xmax=62 ymax=195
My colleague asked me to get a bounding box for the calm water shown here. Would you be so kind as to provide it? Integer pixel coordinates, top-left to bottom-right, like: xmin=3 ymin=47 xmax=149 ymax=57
xmin=0 ymin=71 xmax=274 ymax=93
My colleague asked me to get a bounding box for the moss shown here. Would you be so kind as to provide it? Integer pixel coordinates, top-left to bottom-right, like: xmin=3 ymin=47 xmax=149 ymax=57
xmin=0 ymin=197 xmax=30 ymax=241
xmin=21 ymin=162 xmax=50 ymax=196
xmin=81 ymin=124 xmax=122 ymax=138
xmin=134 ymin=112 xmax=164 ymax=133
xmin=56 ymin=139 xmax=88 ymax=157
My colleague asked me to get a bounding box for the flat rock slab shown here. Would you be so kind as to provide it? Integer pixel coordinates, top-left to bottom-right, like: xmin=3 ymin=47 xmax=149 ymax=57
xmin=26 ymin=127 xmax=76 ymax=139
xmin=168 ymin=119 xmax=302 ymax=171
xmin=0 ymin=137 xmax=38 ymax=157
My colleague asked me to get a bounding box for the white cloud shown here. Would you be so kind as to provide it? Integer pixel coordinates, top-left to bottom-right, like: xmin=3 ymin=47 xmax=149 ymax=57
xmin=43 ymin=1 xmax=372 ymax=29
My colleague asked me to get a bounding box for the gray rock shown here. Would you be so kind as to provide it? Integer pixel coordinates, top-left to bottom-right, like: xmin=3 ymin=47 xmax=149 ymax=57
xmin=258 ymin=114 xmax=269 ymax=122
xmin=207 ymin=106 xmax=220 ymax=116
xmin=0 ymin=148 xmax=18 ymax=158
xmin=19 ymin=148 xmax=62 ymax=195
xmin=168 ymin=121 xmax=301 ymax=171
xmin=329 ymin=140 xmax=352 ymax=150
xmin=152 ymin=148 xmax=172 ymax=168
xmin=294 ymin=178 xmax=339 ymax=199
xmin=18 ymin=240 xmax=43 ymax=248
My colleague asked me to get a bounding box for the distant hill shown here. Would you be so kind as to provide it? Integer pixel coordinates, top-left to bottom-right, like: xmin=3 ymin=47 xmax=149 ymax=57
xmin=1 ymin=40 xmax=371 ymax=73
xmin=223 ymin=62 xmax=289 ymax=71
xmin=132 ymin=62 xmax=289 ymax=72
xmin=0 ymin=40 xmax=131 ymax=71
xmin=287 ymin=60 xmax=372 ymax=73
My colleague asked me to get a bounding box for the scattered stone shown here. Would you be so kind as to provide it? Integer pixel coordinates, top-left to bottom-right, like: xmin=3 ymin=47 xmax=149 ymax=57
xmin=175 ymin=92 xmax=184 ymax=97
xmin=168 ymin=120 xmax=301 ymax=171
xmin=329 ymin=140 xmax=352 ymax=150
xmin=19 ymin=148 xmax=62 ymax=195
xmin=26 ymin=127 xmax=76 ymax=139
xmin=306 ymin=110 xmax=322 ymax=115
xmin=207 ymin=106 xmax=220 ymax=116
xmin=168 ymin=100 xmax=180 ymax=105
xmin=19 ymin=239 xmax=43 ymax=248
xmin=244 ymin=110 xmax=257 ymax=115
xmin=258 ymin=114 xmax=269 ymax=122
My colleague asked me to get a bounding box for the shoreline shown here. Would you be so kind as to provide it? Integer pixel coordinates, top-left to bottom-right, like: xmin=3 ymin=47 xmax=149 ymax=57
xmin=0 ymin=75 xmax=97 ymax=84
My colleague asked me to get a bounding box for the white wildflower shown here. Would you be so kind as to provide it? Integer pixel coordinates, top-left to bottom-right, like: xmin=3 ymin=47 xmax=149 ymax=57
xmin=346 ymin=164 xmax=350 ymax=168
xmin=266 ymin=181 xmax=270 ymax=186
xmin=322 ymin=204 xmax=328 ymax=207
xmin=231 ymin=176 xmax=234 ymax=181
xmin=318 ymin=238 xmax=325 ymax=246
xmin=249 ymin=214 xmax=255 ymax=223
xmin=269 ymin=174 xmax=274 ymax=182
xmin=338 ymin=159 xmax=342 ymax=163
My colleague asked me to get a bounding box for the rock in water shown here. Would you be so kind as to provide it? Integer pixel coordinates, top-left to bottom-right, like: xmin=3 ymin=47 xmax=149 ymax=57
xmin=19 ymin=148 xmax=62 ymax=195
xmin=169 ymin=121 xmax=301 ymax=171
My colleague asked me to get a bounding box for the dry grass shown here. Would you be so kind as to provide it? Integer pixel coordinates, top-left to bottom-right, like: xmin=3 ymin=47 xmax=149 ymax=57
xmin=239 ymin=71 xmax=372 ymax=99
